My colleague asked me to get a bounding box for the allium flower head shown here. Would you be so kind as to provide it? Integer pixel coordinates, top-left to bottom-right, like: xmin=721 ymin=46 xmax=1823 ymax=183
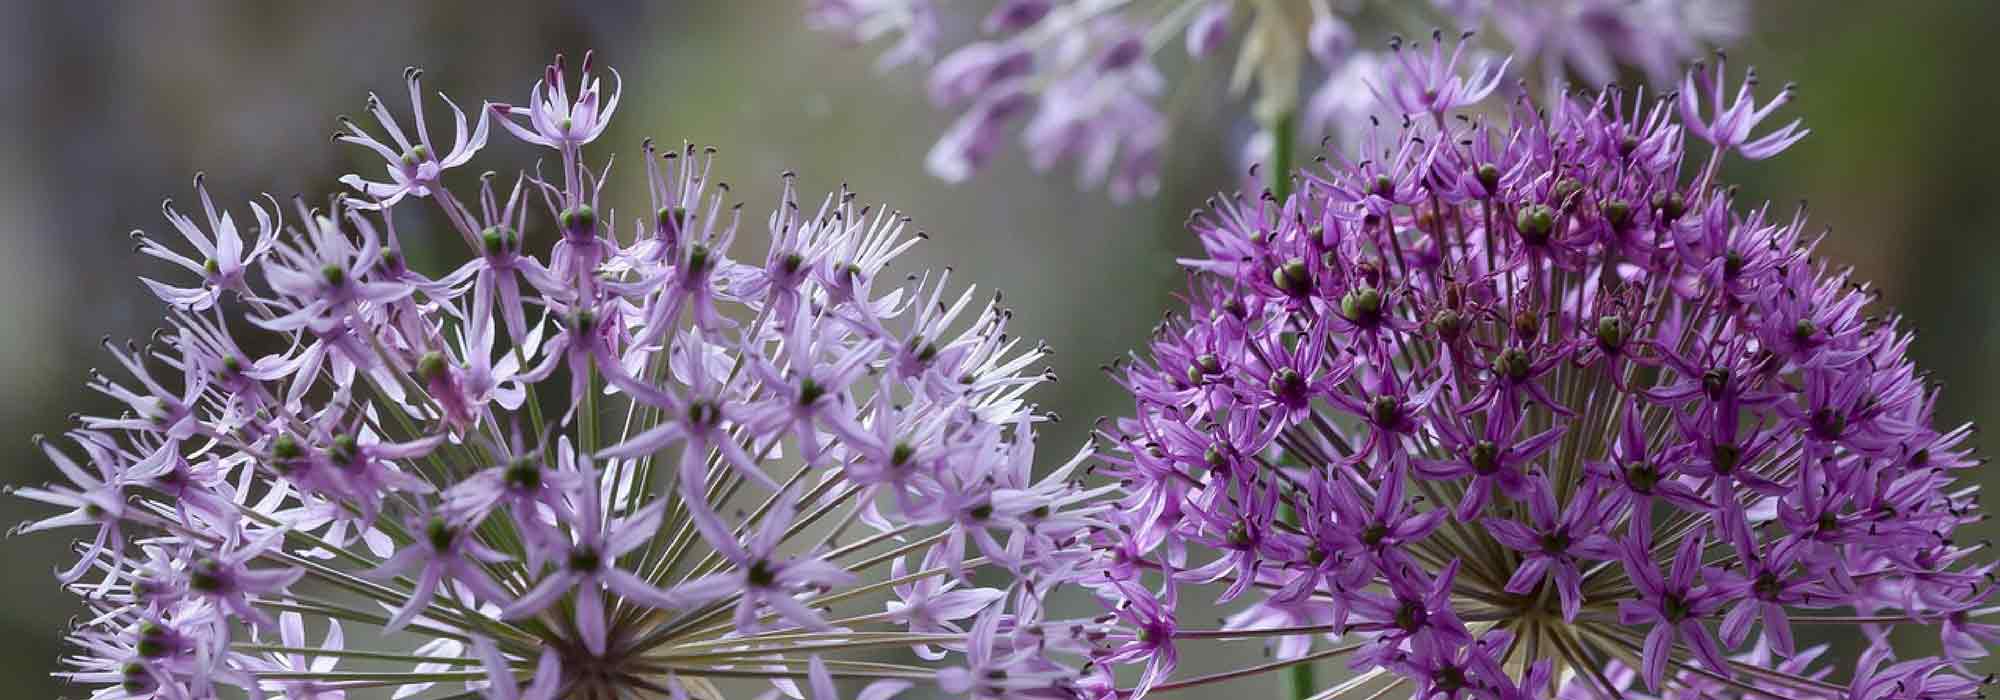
xmin=807 ymin=0 xmax=1745 ymax=199
xmin=19 ymin=54 xmax=1110 ymax=700
xmin=1086 ymin=57 xmax=1997 ymax=699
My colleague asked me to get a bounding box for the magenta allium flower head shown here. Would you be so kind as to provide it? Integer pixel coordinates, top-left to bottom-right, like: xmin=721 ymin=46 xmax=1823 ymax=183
xmin=1085 ymin=59 xmax=1995 ymax=699
xmin=17 ymin=55 xmax=1108 ymax=700
xmin=807 ymin=1 xmax=1743 ymax=200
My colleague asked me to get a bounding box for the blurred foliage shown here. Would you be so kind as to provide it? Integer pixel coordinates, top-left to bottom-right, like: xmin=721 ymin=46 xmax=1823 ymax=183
xmin=0 ymin=1 xmax=1994 ymax=696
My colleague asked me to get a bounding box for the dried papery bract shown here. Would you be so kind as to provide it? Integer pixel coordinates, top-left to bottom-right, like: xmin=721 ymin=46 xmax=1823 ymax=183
xmin=1083 ymin=57 xmax=1996 ymax=700
xmin=20 ymin=53 xmax=1112 ymax=700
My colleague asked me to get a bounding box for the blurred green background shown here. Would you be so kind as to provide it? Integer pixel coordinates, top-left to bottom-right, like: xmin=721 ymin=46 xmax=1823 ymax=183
xmin=1 ymin=1 xmax=1995 ymax=696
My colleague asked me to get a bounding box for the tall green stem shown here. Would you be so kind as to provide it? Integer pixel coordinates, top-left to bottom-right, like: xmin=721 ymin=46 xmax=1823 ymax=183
xmin=1268 ymin=110 xmax=1297 ymax=203
xmin=1268 ymin=109 xmax=1313 ymax=700
xmin=1279 ymin=500 xmax=1315 ymax=700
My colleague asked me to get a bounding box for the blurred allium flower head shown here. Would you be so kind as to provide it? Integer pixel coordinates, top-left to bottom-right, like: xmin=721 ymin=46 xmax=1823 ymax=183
xmin=1086 ymin=53 xmax=1997 ymax=699
xmin=806 ymin=0 xmax=1745 ymax=200
xmin=19 ymin=53 xmax=1113 ymax=699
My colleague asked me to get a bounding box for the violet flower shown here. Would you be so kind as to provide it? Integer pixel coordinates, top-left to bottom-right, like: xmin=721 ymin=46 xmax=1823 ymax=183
xmin=136 ymin=174 xmax=279 ymax=311
xmin=1679 ymin=54 xmax=1808 ymax=161
xmin=1084 ymin=56 xmax=1995 ymax=700
xmin=337 ymin=67 xmax=491 ymax=209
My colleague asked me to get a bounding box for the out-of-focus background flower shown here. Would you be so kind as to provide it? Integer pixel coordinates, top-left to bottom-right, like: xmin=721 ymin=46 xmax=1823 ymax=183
xmin=1 ymin=1 xmax=1994 ymax=695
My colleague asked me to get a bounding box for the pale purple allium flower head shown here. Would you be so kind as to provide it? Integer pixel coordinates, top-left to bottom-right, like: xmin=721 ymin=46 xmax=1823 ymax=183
xmin=18 ymin=54 xmax=1111 ymax=700
xmin=1081 ymin=58 xmax=1997 ymax=699
xmin=806 ymin=0 xmax=1744 ymax=200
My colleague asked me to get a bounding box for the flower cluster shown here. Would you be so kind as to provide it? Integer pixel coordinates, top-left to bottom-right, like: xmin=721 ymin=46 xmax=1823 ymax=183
xmin=20 ymin=54 xmax=1113 ymax=699
xmin=805 ymin=0 xmax=1745 ymax=199
xmin=1087 ymin=54 xmax=1995 ymax=699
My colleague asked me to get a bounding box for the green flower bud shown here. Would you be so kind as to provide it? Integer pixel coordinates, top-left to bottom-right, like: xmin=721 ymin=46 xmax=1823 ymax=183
xmin=505 ymin=456 xmax=543 ymax=490
xmin=136 ymin=621 xmax=170 ymax=658
xmin=122 ymin=662 xmax=151 ymax=693
xmin=1272 ymin=258 xmax=1311 ymax=296
xmin=686 ymin=243 xmax=712 ymax=275
xmin=1711 ymin=442 xmax=1741 ymax=474
xmin=1551 ymin=177 xmax=1583 ymax=208
xmin=271 ymin=433 xmax=303 ymax=461
xmin=1513 ymin=310 xmax=1541 ymax=339
xmin=1226 ymin=522 xmax=1253 ymax=549
xmin=1515 ymin=204 xmax=1555 ymax=244
xmin=560 ymin=204 xmax=597 ymax=233
xmin=1596 ymin=316 xmax=1628 ymax=351
xmin=1475 ymin=162 xmax=1501 ymax=192
xmin=481 ymin=225 xmax=516 ymax=255
xmin=658 ymin=205 xmax=687 ymax=231
xmin=425 ymin=516 xmax=455 ymax=551
xmin=1793 ymin=318 xmax=1818 ymax=343
xmin=330 ymin=433 xmax=360 ymax=466
xmin=798 ymin=377 xmax=826 ymax=405
xmin=1702 ymin=367 xmax=1732 ymax=399
xmin=1495 ymin=347 xmax=1532 ymax=381
xmin=1370 ymin=396 xmax=1401 ymax=427
xmin=1753 ymin=572 xmax=1784 ymax=601
xmin=1604 ymin=198 xmax=1634 ymax=229
xmin=320 ymin=263 xmax=347 ymax=287
xmin=1360 ymin=524 xmax=1392 ymax=548
xmin=1393 ymin=600 xmax=1423 ymax=631
xmin=1662 ymin=592 xmax=1692 ymax=622
xmin=746 ymin=559 xmax=778 ymax=587
xmin=1624 ymin=462 xmax=1660 ymax=492
xmin=1341 ymin=286 xmax=1384 ymax=324
xmin=1469 ymin=441 xmax=1501 ymax=475
xmin=1540 ymin=530 xmax=1571 ymax=554
xmin=1431 ymin=309 xmax=1465 ymax=340
xmin=567 ymin=545 xmax=602 ymax=572
xmin=1196 ymin=353 xmax=1222 ymax=375
xmin=1268 ymin=367 xmax=1305 ymax=397
xmin=1204 ymin=446 xmax=1227 ymax=469
xmin=416 ymin=351 xmax=449 ymax=384
xmin=1651 ymin=190 xmax=1686 ymax=222
xmin=188 ymin=558 xmax=224 ymax=593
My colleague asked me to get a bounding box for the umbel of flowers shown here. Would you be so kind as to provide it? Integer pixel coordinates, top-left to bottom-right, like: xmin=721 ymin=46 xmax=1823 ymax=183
xmin=1087 ymin=45 xmax=1997 ymax=700
xmin=17 ymin=54 xmax=1112 ymax=699
xmin=807 ymin=0 xmax=1743 ymax=199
